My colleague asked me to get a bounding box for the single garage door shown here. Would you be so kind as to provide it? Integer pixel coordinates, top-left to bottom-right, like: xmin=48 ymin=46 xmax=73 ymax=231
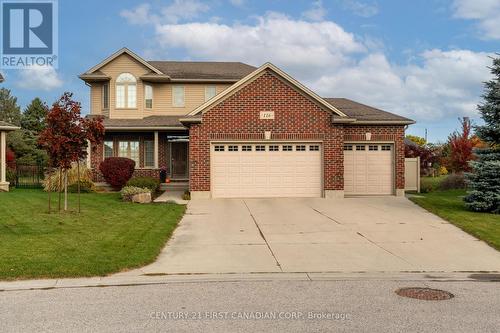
xmin=211 ymin=143 xmax=322 ymax=198
xmin=344 ymin=143 xmax=394 ymax=195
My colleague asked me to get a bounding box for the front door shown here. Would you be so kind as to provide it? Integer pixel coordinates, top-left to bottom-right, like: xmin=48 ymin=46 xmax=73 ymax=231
xmin=170 ymin=142 xmax=188 ymax=179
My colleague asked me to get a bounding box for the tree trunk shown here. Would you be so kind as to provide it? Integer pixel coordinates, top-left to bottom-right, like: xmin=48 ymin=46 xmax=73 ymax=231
xmin=58 ymin=167 xmax=62 ymax=212
xmin=64 ymin=169 xmax=68 ymax=211
xmin=47 ymin=165 xmax=51 ymax=214
xmin=77 ymin=163 xmax=81 ymax=213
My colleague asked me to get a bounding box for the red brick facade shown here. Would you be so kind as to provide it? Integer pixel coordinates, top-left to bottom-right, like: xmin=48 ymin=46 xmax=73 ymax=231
xmin=188 ymin=69 xmax=406 ymax=194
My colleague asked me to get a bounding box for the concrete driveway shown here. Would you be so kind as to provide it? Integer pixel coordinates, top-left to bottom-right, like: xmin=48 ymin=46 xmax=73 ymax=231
xmin=140 ymin=197 xmax=500 ymax=274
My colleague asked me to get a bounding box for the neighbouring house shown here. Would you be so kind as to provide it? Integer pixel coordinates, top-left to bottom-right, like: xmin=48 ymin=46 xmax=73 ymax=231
xmin=0 ymin=121 xmax=19 ymax=191
xmin=80 ymin=48 xmax=415 ymax=199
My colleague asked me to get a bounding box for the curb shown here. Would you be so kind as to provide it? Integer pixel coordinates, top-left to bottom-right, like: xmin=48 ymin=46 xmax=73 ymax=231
xmin=1 ymin=271 xmax=499 ymax=292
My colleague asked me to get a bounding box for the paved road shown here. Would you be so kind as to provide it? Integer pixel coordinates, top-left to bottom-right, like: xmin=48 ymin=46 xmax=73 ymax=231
xmin=137 ymin=197 xmax=500 ymax=275
xmin=1 ymin=280 xmax=499 ymax=332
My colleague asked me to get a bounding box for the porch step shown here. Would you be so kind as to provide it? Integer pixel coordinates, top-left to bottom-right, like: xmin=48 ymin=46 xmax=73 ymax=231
xmin=160 ymin=181 xmax=189 ymax=191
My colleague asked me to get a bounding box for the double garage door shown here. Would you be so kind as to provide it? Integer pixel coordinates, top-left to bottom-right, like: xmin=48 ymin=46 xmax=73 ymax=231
xmin=343 ymin=143 xmax=394 ymax=195
xmin=211 ymin=143 xmax=322 ymax=198
xmin=210 ymin=142 xmax=394 ymax=198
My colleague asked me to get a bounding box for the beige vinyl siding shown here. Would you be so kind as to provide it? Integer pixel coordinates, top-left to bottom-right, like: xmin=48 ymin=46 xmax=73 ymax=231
xmin=90 ymin=53 xmax=234 ymax=119
xmin=90 ymin=84 xmax=103 ymax=116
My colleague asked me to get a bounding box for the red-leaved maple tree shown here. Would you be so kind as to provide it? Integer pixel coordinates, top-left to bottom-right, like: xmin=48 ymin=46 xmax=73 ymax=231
xmin=39 ymin=92 xmax=104 ymax=212
xmin=447 ymin=117 xmax=475 ymax=173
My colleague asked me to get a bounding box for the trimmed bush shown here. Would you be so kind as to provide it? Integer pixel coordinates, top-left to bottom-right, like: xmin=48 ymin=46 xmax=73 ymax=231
xmin=99 ymin=157 xmax=135 ymax=190
xmin=126 ymin=177 xmax=160 ymax=192
xmin=439 ymin=173 xmax=466 ymax=191
xmin=120 ymin=186 xmax=151 ymax=202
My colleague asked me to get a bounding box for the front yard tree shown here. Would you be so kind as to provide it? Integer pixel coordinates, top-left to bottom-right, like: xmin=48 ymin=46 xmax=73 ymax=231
xmin=21 ymin=97 xmax=48 ymax=134
xmin=39 ymin=92 xmax=104 ymax=213
xmin=465 ymin=54 xmax=500 ymax=213
xmin=447 ymin=117 xmax=474 ymax=173
xmin=0 ymin=88 xmax=21 ymax=126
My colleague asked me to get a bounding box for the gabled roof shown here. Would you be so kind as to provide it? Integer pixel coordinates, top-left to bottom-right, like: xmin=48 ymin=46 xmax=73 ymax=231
xmin=186 ymin=62 xmax=347 ymax=118
xmin=324 ymin=98 xmax=415 ymax=124
xmin=82 ymin=47 xmax=163 ymax=75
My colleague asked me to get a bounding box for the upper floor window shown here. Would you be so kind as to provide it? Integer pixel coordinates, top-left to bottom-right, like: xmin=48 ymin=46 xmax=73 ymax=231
xmin=145 ymin=84 xmax=153 ymax=109
xmin=116 ymin=73 xmax=136 ymax=108
xmin=102 ymin=83 xmax=109 ymax=109
xmin=205 ymin=85 xmax=216 ymax=101
xmin=173 ymin=85 xmax=185 ymax=107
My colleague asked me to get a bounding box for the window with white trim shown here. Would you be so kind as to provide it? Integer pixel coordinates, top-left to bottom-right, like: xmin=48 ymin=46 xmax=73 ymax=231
xmin=228 ymin=145 xmax=239 ymax=152
xmin=269 ymin=145 xmax=279 ymax=151
xmin=296 ymin=145 xmax=306 ymax=151
xmin=256 ymin=145 xmax=265 ymax=151
xmin=283 ymin=145 xmax=292 ymax=151
xmin=309 ymin=145 xmax=319 ymax=151
xmin=205 ymin=85 xmax=216 ymax=101
xmin=214 ymin=145 xmax=225 ymax=152
xmin=102 ymin=83 xmax=109 ymax=109
xmin=242 ymin=145 xmax=252 ymax=151
xmin=369 ymin=145 xmax=378 ymax=151
xmin=173 ymin=85 xmax=185 ymax=107
xmin=145 ymin=84 xmax=153 ymax=109
xmin=118 ymin=141 xmax=139 ymax=165
xmin=144 ymin=140 xmax=154 ymax=168
xmin=116 ymin=73 xmax=137 ymax=108
xmin=104 ymin=140 xmax=113 ymax=159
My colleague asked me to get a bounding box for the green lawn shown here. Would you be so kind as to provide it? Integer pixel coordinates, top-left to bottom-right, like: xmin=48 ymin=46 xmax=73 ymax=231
xmin=410 ymin=190 xmax=500 ymax=251
xmin=0 ymin=189 xmax=185 ymax=280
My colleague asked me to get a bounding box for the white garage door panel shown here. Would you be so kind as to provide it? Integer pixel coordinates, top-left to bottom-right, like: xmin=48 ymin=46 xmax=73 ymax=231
xmin=344 ymin=144 xmax=393 ymax=195
xmin=212 ymin=143 xmax=322 ymax=198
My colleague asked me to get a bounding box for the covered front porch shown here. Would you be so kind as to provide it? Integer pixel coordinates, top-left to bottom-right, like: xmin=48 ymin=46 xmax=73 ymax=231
xmin=89 ymin=116 xmax=191 ymax=186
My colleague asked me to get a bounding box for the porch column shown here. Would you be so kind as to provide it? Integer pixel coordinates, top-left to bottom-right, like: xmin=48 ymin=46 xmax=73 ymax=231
xmin=1 ymin=131 xmax=7 ymax=185
xmin=154 ymin=131 xmax=159 ymax=169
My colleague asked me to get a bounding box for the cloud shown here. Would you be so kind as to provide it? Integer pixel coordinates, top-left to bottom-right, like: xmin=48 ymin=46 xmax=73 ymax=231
xmin=302 ymin=0 xmax=327 ymax=21
xmin=121 ymin=0 xmax=210 ymax=25
xmin=154 ymin=12 xmax=365 ymax=77
xmin=121 ymin=8 xmax=492 ymax=122
xmin=452 ymin=0 xmax=500 ymax=39
xmin=17 ymin=65 xmax=63 ymax=91
xmin=342 ymin=0 xmax=379 ymax=18
xmin=312 ymin=49 xmax=492 ymax=121
xmin=229 ymin=0 xmax=245 ymax=7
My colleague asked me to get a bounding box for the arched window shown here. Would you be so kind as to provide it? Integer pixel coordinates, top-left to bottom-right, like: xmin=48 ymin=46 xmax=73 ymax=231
xmin=116 ymin=73 xmax=137 ymax=108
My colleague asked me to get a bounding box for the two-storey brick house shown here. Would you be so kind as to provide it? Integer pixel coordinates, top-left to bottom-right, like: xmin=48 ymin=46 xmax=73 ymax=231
xmin=81 ymin=48 xmax=414 ymax=199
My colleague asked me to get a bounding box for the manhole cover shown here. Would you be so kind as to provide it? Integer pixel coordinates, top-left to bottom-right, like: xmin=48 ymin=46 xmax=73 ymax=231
xmin=395 ymin=287 xmax=454 ymax=301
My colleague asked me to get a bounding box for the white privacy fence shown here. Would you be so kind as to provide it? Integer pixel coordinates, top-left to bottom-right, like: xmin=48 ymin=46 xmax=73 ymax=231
xmin=405 ymin=157 xmax=420 ymax=192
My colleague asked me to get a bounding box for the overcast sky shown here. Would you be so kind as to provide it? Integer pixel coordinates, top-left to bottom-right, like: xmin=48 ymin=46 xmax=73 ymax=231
xmin=2 ymin=0 xmax=499 ymax=142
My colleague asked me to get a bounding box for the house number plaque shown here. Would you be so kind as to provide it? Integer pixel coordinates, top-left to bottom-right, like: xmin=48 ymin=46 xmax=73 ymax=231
xmin=260 ymin=111 xmax=275 ymax=119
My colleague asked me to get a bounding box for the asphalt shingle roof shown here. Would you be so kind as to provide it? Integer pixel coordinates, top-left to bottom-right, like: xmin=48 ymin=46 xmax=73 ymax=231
xmin=103 ymin=116 xmax=185 ymax=129
xmin=324 ymin=98 xmax=414 ymax=122
xmin=147 ymin=61 xmax=257 ymax=80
